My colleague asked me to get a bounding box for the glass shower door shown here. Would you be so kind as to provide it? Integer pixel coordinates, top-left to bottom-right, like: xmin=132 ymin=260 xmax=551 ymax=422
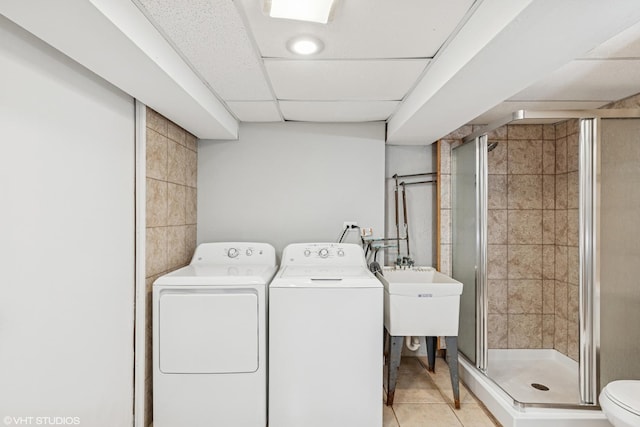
xmin=452 ymin=136 xmax=487 ymax=367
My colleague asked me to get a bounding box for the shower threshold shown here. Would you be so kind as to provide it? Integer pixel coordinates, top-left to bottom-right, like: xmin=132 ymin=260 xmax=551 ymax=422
xmin=458 ymin=351 xmax=609 ymax=427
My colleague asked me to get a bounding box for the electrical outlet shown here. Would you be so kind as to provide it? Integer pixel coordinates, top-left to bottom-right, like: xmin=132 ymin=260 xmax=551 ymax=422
xmin=361 ymin=227 xmax=373 ymax=237
xmin=343 ymin=221 xmax=357 ymax=229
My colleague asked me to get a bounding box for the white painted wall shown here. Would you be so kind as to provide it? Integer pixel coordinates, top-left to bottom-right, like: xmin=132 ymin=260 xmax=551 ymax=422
xmin=198 ymin=122 xmax=385 ymax=258
xmin=385 ymin=145 xmax=437 ymax=267
xmin=0 ymin=16 xmax=135 ymax=426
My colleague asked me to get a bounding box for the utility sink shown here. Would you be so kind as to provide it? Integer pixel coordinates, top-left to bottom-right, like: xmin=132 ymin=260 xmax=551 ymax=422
xmin=376 ymin=267 xmax=463 ymax=336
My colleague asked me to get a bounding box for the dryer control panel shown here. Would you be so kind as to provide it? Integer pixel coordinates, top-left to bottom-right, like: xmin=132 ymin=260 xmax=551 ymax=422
xmin=191 ymin=242 xmax=276 ymax=266
xmin=282 ymin=243 xmax=367 ymax=267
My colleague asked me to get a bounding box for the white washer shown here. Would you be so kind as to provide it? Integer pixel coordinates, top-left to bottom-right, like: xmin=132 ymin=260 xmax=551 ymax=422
xmin=269 ymin=243 xmax=383 ymax=427
xmin=153 ymin=242 xmax=276 ymax=427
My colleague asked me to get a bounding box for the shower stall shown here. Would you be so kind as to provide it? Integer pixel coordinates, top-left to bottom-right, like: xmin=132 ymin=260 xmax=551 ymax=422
xmin=450 ymin=110 xmax=640 ymax=426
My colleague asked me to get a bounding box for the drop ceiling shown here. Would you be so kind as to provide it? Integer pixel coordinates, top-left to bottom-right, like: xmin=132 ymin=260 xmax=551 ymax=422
xmin=3 ymin=0 xmax=640 ymax=143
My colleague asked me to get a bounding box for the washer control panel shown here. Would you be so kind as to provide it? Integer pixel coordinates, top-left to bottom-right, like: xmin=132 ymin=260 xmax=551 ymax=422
xmin=283 ymin=243 xmax=366 ymax=266
xmin=191 ymin=242 xmax=276 ymax=266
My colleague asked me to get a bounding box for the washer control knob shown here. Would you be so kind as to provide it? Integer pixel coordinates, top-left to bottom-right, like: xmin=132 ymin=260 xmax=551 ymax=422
xmin=337 ymin=249 xmax=345 ymax=257
xmin=318 ymin=248 xmax=329 ymax=258
xmin=227 ymin=248 xmax=239 ymax=258
xmin=246 ymin=248 xmax=253 ymax=256
xmin=304 ymin=249 xmax=311 ymax=257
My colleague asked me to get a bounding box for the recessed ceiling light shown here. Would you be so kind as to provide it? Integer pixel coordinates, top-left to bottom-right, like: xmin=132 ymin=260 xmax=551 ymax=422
xmin=265 ymin=0 xmax=337 ymax=24
xmin=287 ymin=36 xmax=324 ymax=55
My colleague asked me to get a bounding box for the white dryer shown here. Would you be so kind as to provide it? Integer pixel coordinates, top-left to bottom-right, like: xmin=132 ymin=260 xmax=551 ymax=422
xmin=269 ymin=243 xmax=383 ymax=427
xmin=153 ymin=242 xmax=276 ymax=427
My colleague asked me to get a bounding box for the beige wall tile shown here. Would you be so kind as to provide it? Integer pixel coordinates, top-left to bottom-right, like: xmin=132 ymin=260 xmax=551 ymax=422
xmin=568 ymin=284 xmax=579 ymax=323
xmin=543 ymin=124 xmax=556 ymax=141
xmin=568 ymin=246 xmax=579 ymax=285
xmin=567 ymin=133 xmax=579 ymax=172
xmin=167 ymin=183 xmax=186 ymax=226
xmin=185 ymin=133 xmax=197 ymax=152
xmin=186 ymin=186 xmax=197 ymax=225
xmin=488 ymin=175 xmax=507 ymax=209
xmin=439 ymin=244 xmax=451 ymax=275
xmin=556 ymin=121 xmax=567 ymax=139
xmin=146 ymin=108 xmax=167 ymax=135
xmin=185 ymin=224 xmax=197 ymax=261
xmin=488 ymin=244 xmax=507 ymax=279
xmin=440 ymin=209 xmax=451 ymax=244
xmin=556 ymin=137 xmax=567 ymax=174
xmin=542 ymin=210 xmax=555 ymax=245
xmin=508 ymin=314 xmax=542 ymax=348
xmin=443 ymin=125 xmax=473 ymax=140
xmin=186 ymin=149 xmax=197 ymax=188
xmin=146 ymin=178 xmax=167 ymax=227
xmin=146 ymin=129 xmax=168 ymax=181
xmin=543 ymin=314 xmax=555 ymax=348
xmin=487 ymin=125 xmax=508 ymax=140
xmin=554 ymin=316 xmax=568 ymax=354
xmin=567 ymin=322 xmax=579 ymax=362
xmin=488 ymin=140 xmax=507 ymax=174
xmin=542 ymin=245 xmax=555 ymax=280
xmin=440 ymin=174 xmax=451 ymax=209
xmin=543 ymin=280 xmax=555 ymax=314
xmin=567 ymin=171 xmax=579 ymax=209
xmin=167 ymin=140 xmax=187 ymax=185
xmin=542 ymin=140 xmax=555 ymax=174
xmin=489 ymin=280 xmax=508 ymax=314
xmin=566 ymin=119 xmax=580 ymax=135
xmin=508 ymin=140 xmax=542 ymax=174
xmin=555 ymin=245 xmax=568 ymax=282
xmin=567 ymin=209 xmax=579 ymax=247
xmin=543 ymin=175 xmax=555 ymax=209
xmin=508 ymin=124 xmax=543 ymax=140
xmin=508 ymin=210 xmax=542 ymax=244
xmin=168 ymin=121 xmax=186 ymax=145
xmin=508 ymin=280 xmax=542 ymax=314
xmin=146 ymin=227 xmax=167 ymax=277
xmin=555 ymin=173 xmax=568 ymax=210
xmin=488 ymin=209 xmax=507 ymax=244
xmin=439 ymin=140 xmax=451 ymax=174
xmin=167 ymin=225 xmax=187 ymax=270
xmin=508 ymin=175 xmax=542 ymax=209
xmin=555 ymin=281 xmax=568 ymax=319
xmin=555 ymin=209 xmax=567 ymax=246
xmin=488 ymin=314 xmax=508 ymax=348
xmin=507 ymin=245 xmax=542 ymax=279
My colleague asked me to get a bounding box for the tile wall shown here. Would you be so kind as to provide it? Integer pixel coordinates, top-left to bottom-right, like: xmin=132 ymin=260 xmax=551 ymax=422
xmin=144 ymin=108 xmax=198 ymax=426
xmin=438 ymin=122 xmax=579 ymax=360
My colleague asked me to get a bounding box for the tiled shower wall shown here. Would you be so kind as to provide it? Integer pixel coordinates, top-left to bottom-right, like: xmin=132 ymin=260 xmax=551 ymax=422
xmin=438 ymin=123 xmax=579 ymax=361
xmin=144 ymin=108 xmax=198 ymax=426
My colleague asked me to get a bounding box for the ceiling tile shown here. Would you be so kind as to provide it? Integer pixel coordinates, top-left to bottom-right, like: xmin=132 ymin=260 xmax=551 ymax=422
xmin=227 ymin=101 xmax=282 ymax=122
xmin=469 ymin=101 xmax=609 ymax=125
xmin=134 ymin=0 xmax=273 ymax=101
xmin=511 ymin=59 xmax=640 ymax=102
xmin=239 ymin=0 xmax=474 ymax=59
xmin=264 ymin=59 xmax=428 ymax=101
xmin=279 ymin=101 xmax=399 ymax=122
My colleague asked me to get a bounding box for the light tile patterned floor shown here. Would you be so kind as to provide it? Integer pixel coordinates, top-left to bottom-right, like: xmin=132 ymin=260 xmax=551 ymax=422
xmin=383 ymin=356 xmax=502 ymax=427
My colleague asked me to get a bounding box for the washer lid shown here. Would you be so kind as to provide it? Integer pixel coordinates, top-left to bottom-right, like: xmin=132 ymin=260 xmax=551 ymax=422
xmin=271 ymin=266 xmax=381 ymax=288
xmin=153 ymin=264 xmax=277 ymax=286
xmin=603 ymin=381 xmax=640 ymax=416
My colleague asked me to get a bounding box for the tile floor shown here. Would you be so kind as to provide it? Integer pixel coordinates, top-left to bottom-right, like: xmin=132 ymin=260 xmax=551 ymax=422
xmin=383 ymin=356 xmax=501 ymax=427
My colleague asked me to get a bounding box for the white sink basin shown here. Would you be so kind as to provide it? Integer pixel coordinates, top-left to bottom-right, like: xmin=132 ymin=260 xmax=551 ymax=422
xmin=376 ymin=267 xmax=463 ymax=336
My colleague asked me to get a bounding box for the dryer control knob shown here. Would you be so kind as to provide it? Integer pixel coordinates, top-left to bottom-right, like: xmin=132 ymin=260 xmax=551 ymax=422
xmin=227 ymin=248 xmax=239 ymax=258
xmin=337 ymin=249 xmax=345 ymax=257
xmin=304 ymin=249 xmax=311 ymax=257
xmin=318 ymin=248 xmax=329 ymax=258
xmin=246 ymin=248 xmax=253 ymax=256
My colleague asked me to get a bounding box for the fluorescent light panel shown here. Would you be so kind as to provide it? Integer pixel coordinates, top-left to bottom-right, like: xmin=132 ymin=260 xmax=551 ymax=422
xmin=267 ymin=0 xmax=335 ymax=24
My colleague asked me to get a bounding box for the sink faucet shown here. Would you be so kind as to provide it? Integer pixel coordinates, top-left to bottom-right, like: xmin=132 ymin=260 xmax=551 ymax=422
xmin=395 ymin=256 xmax=414 ymax=269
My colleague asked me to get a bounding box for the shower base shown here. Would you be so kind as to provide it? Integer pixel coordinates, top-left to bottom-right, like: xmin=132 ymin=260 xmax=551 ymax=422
xmin=459 ymin=349 xmax=610 ymax=427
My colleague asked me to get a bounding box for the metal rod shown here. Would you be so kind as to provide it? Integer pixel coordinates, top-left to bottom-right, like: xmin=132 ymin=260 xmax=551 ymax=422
xmin=393 ymin=172 xmax=437 ymax=179
xmin=400 ymin=180 xmax=436 ymax=186
xmin=401 ymin=182 xmax=410 ymax=257
xmin=393 ymin=174 xmax=400 ymax=260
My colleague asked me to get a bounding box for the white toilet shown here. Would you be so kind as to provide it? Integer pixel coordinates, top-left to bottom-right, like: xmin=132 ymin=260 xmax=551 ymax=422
xmin=599 ymin=380 xmax=640 ymax=427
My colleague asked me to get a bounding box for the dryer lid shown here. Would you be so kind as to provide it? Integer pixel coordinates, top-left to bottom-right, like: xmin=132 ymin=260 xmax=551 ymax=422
xmin=603 ymin=381 xmax=640 ymax=416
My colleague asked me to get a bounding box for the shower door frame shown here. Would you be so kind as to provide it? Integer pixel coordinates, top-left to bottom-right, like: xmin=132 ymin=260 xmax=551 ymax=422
xmin=459 ymin=108 xmax=640 ymax=409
